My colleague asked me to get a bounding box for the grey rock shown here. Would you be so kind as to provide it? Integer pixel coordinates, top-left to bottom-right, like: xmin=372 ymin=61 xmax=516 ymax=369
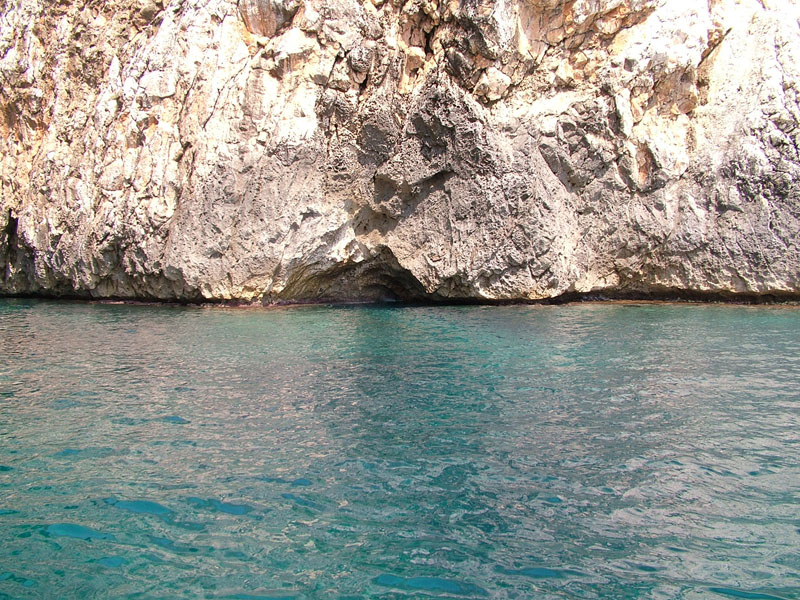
xmin=1 ymin=0 xmax=799 ymax=302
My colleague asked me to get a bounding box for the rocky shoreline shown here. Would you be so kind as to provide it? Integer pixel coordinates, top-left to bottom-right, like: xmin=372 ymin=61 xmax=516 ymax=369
xmin=4 ymin=290 xmax=800 ymax=308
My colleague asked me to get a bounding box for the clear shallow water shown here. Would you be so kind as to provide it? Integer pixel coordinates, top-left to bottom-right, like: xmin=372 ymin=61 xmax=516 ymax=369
xmin=0 ymin=299 xmax=799 ymax=600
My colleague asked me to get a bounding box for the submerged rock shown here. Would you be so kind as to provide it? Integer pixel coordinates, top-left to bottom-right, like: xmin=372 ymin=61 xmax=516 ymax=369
xmin=0 ymin=0 xmax=798 ymax=302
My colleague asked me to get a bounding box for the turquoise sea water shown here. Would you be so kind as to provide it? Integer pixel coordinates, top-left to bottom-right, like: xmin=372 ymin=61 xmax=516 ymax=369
xmin=0 ymin=299 xmax=799 ymax=599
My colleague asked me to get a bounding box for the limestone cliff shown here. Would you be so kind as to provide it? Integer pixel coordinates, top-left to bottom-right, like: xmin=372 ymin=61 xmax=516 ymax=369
xmin=1 ymin=0 xmax=799 ymax=302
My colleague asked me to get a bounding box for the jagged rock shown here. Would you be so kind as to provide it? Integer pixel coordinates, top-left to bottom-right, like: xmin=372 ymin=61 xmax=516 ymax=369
xmin=475 ymin=67 xmax=512 ymax=102
xmin=0 ymin=0 xmax=799 ymax=302
xmin=239 ymin=0 xmax=301 ymax=37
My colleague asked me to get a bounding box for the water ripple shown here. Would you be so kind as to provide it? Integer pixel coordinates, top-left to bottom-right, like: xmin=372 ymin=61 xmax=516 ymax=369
xmin=0 ymin=299 xmax=798 ymax=598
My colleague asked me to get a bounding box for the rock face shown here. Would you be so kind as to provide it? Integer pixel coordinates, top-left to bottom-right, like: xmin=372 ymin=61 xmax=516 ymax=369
xmin=1 ymin=0 xmax=799 ymax=302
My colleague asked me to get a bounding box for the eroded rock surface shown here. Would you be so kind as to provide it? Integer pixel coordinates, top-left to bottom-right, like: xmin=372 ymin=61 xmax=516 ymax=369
xmin=1 ymin=0 xmax=799 ymax=302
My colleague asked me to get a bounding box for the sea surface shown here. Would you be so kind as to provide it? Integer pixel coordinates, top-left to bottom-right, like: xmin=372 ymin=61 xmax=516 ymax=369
xmin=0 ymin=299 xmax=799 ymax=599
